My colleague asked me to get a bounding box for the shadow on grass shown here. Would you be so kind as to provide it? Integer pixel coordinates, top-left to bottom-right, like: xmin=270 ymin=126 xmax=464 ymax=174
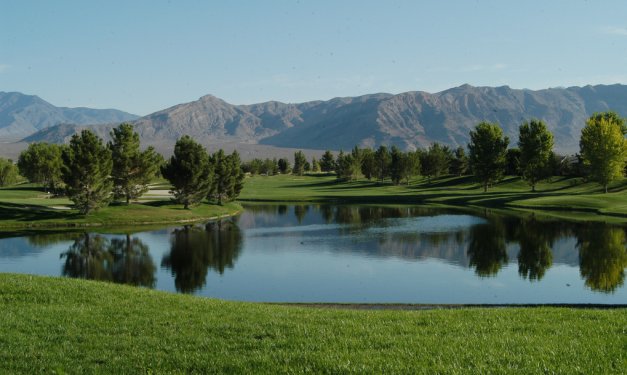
xmin=0 ymin=202 xmax=81 ymax=222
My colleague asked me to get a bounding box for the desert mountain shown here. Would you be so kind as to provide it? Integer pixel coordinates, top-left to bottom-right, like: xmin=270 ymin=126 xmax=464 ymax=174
xmin=21 ymin=84 xmax=627 ymax=154
xmin=0 ymin=92 xmax=138 ymax=138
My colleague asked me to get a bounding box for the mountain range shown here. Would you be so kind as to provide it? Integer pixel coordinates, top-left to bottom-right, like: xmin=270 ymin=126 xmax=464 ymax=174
xmin=0 ymin=92 xmax=138 ymax=139
xmin=7 ymin=84 xmax=627 ymax=155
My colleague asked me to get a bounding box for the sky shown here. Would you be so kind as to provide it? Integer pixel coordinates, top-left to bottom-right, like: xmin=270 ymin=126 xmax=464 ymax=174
xmin=2 ymin=0 xmax=627 ymax=116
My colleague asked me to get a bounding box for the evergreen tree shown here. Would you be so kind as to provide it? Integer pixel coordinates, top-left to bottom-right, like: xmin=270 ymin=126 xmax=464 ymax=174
xmin=579 ymin=112 xmax=627 ymax=193
xmin=360 ymin=148 xmax=376 ymax=180
xmin=209 ymin=149 xmax=244 ymax=205
xmin=374 ymin=145 xmax=391 ymax=182
xmin=468 ymin=122 xmax=509 ymax=192
xmin=61 ymin=130 xmax=113 ymax=214
xmin=161 ymin=136 xmax=212 ymax=209
xmin=278 ymin=158 xmax=291 ymax=174
xmin=390 ymin=146 xmax=404 ymax=185
xmin=311 ymin=157 xmax=321 ymax=172
xmin=335 ymin=150 xmax=361 ymax=181
xmin=109 ymin=123 xmax=161 ymax=204
xmin=518 ymin=120 xmax=554 ymax=191
xmin=320 ymin=150 xmax=335 ymax=172
xmin=17 ymin=142 xmax=63 ymax=192
xmin=293 ymin=151 xmax=307 ymax=176
xmin=0 ymin=158 xmax=19 ymax=186
xmin=421 ymin=143 xmax=450 ymax=183
xmin=450 ymin=146 xmax=469 ymax=176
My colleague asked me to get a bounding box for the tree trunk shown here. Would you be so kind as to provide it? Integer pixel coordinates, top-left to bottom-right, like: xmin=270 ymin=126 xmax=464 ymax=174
xmin=483 ymin=182 xmax=488 ymax=192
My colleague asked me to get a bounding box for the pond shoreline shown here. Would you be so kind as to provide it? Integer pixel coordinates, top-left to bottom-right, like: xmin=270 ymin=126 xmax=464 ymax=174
xmin=274 ymin=303 xmax=627 ymax=310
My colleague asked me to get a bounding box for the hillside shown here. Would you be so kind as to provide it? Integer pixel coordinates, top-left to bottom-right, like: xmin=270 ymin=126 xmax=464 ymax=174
xmin=21 ymin=84 xmax=627 ymax=154
xmin=0 ymin=92 xmax=138 ymax=138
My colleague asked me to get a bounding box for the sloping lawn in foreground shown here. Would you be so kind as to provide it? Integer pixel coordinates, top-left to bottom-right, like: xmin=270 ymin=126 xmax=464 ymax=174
xmin=0 ymin=274 xmax=624 ymax=373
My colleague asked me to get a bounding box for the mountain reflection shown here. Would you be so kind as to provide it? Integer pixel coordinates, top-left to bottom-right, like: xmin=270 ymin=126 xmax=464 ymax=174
xmin=61 ymin=233 xmax=156 ymax=287
xmin=577 ymin=225 xmax=627 ymax=293
xmin=161 ymin=219 xmax=243 ymax=294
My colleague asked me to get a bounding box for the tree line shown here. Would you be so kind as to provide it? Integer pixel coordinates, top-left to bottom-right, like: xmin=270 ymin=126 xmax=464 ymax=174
xmin=276 ymin=111 xmax=626 ymax=193
xmin=9 ymin=123 xmax=244 ymax=214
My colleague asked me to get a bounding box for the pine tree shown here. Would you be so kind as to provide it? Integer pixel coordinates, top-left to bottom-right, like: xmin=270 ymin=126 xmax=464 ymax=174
xmin=61 ymin=130 xmax=114 ymax=214
xmin=293 ymin=151 xmax=307 ymax=176
xmin=450 ymin=146 xmax=469 ymax=176
xmin=161 ymin=136 xmax=212 ymax=209
xmin=320 ymin=150 xmax=335 ymax=172
xmin=374 ymin=145 xmax=391 ymax=182
xmin=109 ymin=123 xmax=161 ymax=203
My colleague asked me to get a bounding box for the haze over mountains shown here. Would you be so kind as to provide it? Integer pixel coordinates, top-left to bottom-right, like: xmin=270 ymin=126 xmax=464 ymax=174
xmin=0 ymin=92 xmax=139 ymax=138
xmin=7 ymin=84 xmax=627 ymax=155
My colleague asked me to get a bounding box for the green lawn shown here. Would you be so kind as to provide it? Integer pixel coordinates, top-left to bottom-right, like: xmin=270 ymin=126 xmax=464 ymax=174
xmin=0 ymin=184 xmax=241 ymax=229
xmin=239 ymin=174 xmax=627 ymax=222
xmin=0 ymin=274 xmax=624 ymax=374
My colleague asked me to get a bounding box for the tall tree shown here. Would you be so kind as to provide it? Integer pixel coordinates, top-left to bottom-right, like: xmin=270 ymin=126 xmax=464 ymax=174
xmin=319 ymin=150 xmax=335 ymax=172
xmin=360 ymin=148 xmax=376 ymax=180
xmin=161 ymin=136 xmax=212 ymax=209
xmin=277 ymin=158 xmax=291 ymax=174
xmin=579 ymin=112 xmax=627 ymax=193
xmin=468 ymin=122 xmax=509 ymax=192
xmin=109 ymin=123 xmax=161 ymax=204
xmin=390 ymin=146 xmax=404 ymax=185
xmin=450 ymin=146 xmax=469 ymax=176
xmin=421 ymin=143 xmax=451 ymax=183
xmin=518 ymin=120 xmax=554 ymax=191
xmin=335 ymin=150 xmax=361 ymax=181
xmin=209 ymin=150 xmax=244 ymax=205
xmin=293 ymin=150 xmax=307 ymax=176
xmin=374 ymin=145 xmax=391 ymax=182
xmin=311 ymin=157 xmax=321 ymax=172
xmin=61 ymin=130 xmax=113 ymax=214
xmin=17 ymin=142 xmax=63 ymax=192
xmin=0 ymin=158 xmax=19 ymax=186
xmin=505 ymin=148 xmax=521 ymax=176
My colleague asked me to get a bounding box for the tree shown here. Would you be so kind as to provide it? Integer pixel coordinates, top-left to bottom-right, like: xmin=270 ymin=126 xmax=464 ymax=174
xmin=311 ymin=157 xmax=321 ymax=172
xmin=320 ymin=150 xmax=335 ymax=172
xmin=109 ymin=123 xmax=161 ymax=204
xmin=277 ymin=158 xmax=291 ymax=174
xmin=161 ymin=136 xmax=212 ymax=209
xmin=421 ymin=143 xmax=451 ymax=183
xmin=505 ymin=148 xmax=521 ymax=176
xmin=17 ymin=142 xmax=63 ymax=192
xmin=335 ymin=150 xmax=361 ymax=181
xmin=209 ymin=149 xmax=244 ymax=205
xmin=360 ymin=148 xmax=376 ymax=180
xmin=293 ymin=151 xmax=307 ymax=176
xmin=61 ymin=130 xmax=113 ymax=214
xmin=450 ymin=146 xmax=469 ymax=176
xmin=374 ymin=145 xmax=391 ymax=182
xmin=518 ymin=120 xmax=554 ymax=191
xmin=390 ymin=147 xmax=420 ymax=185
xmin=468 ymin=122 xmax=509 ymax=192
xmin=579 ymin=112 xmax=627 ymax=193
xmin=0 ymin=158 xmax=19 ymax=186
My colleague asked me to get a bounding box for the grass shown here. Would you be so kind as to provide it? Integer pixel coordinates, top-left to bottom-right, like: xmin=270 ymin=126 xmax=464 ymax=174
xmin=239 ymin=174 xmax=627 ymax=222
xmin=0 ymin=274 xmax=625 ymax=374
xmin=0 ymin=184 xmax=241 ymax=229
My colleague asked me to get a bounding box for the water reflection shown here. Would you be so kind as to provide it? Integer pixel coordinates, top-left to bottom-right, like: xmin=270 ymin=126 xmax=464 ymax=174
xmin=516 ymin=219 xmax=554 ymax=281
xmin=61 ymin=233 xmax=156 ymax=287
xmin=161 ymin=219 xmax=243 ymax=294
xmin=467 ymin=222 xmax=508 ymax=277
xmin=578 ymin=225 xmax=627 ymax=293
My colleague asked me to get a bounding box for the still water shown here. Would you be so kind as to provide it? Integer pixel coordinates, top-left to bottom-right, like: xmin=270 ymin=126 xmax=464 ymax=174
xmin=1 ymin=204 xmax=626 ymax=304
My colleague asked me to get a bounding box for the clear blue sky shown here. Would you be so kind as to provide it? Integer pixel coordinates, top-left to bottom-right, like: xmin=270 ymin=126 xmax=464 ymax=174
xmin=2 ymin=0 xmax=627 ymax=115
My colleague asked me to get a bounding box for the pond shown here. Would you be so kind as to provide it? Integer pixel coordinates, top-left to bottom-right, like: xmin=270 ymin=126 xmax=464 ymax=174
xmin=1 ymin=204 xmax=626 ymax=304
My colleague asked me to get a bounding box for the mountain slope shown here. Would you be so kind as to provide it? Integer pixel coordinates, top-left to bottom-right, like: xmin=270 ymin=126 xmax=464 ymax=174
xmin=0 ymin=92 xmax=138 ymax=138
xmin=21 ymin=84 xmax=627 ymax=154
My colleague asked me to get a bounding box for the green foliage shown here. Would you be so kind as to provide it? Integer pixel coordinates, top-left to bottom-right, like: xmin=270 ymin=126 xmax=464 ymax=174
xmin=0 ymin=158 xmax=19 ymax=186
xmin=577 ymin=224 xmax=627 ymax=292
xmin=311 ymin=157 xmax=321 ymax=172
xmin=109 ymin=123 xmax=161 ymax=203
xmin=468 ymin=122 xmax=509 ymax=192
xmin=61 ymin=130 xmax=113 ymax=215
xmin=161 ymin=136 xmax=212 ymax=209
xmin=505 ymin=148 xmax=521 ymax=176
xmin=420 ymin=143 xmax=451 ymax=182
xmin=278 ymin=158 xmax=290 ymax=174
xmin=335 ymin=150 xmax=361 ymax=181
xmin=579 ymin=112 xmax=627 ymax=193
xmin=209 ymin=150 xmax=245 ymax=205
xmin=320 ymin=150 xmax=336 ymax=172
xmin=374 ymin=145 xmax=391 ymax=182
xmin=450 ymin=146 xmax=469 ymax=176
xmin=360 ymin=148 xmax=376 ymax=180
xmin=390 ymin=147 xmax=420 ymax=185
xmin=518 ymin=120 xmax=554 ymax=191
xmin=17 ymin=142 xmax=63 ymax=191
xmin=293 ymin=150 xmax=307 ymax=176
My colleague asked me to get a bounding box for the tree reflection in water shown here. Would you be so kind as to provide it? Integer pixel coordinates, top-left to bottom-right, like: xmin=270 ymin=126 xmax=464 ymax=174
xmin=161 ymin=219 xmax=243 ymax=294
xmin=61 ymin=233 xmax=155 ymax=287
xmin=467 ymin=222 xmax=508 ymax=277
xmin=516 ymin=219 xmax=554 ymax=281
xmin=577 ymin=225 xmax=627 ymax=293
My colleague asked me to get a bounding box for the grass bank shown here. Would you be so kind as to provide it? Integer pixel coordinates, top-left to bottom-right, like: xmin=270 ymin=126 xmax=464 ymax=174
xmin=0 ymin=274 xmax=624 ymax=373
xmin=0 ymin=184 xmax=241 ymax=229
xmin=239 ymin=174 xmax=627 ymax=222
